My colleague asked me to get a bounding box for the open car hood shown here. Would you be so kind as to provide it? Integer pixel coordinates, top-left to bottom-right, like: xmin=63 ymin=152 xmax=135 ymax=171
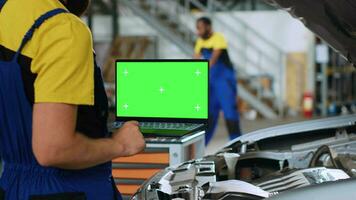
xmin=265 ymin=0 xmax=356 ymax=65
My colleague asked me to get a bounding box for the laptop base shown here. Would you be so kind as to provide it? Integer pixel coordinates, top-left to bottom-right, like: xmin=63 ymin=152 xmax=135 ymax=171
xmin=110 ymin=122 xmax=205 ymax=138
xmin=140 ymin=128 xmax=197 ymax=138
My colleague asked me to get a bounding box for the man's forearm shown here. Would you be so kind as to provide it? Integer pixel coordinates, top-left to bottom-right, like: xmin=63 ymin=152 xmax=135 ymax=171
xmin=32 ymin=103 xmax=145 ymax=170
xmin=210 ymin=49 xmax=222 ymax=67
xmin=209 ymin=58 xmax=217 ymax=67
xmin=41 ymin=133 xmax=123 ymax=170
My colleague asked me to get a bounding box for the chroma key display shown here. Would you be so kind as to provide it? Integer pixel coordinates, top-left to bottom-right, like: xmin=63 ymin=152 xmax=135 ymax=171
xmin=116 ymin=60 xmax=208 ymax=119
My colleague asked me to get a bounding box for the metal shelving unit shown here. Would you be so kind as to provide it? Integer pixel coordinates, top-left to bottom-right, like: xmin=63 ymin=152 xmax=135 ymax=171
xmin=314 ymin=40 xmax=356 ymax=116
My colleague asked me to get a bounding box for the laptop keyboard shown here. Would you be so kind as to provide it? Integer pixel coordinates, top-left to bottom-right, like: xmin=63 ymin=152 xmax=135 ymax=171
xmin=113 ymin=122 xmax=203 ymax=131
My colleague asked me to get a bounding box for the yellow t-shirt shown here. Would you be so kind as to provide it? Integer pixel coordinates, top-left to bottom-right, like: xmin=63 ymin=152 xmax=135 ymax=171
xmin=0 ymin=0 xmax=94 ymax=105
xmin=194 ymin=32 xmax=233 ymax=68
xmin=194 ymin=32 xmax=228 ymax=54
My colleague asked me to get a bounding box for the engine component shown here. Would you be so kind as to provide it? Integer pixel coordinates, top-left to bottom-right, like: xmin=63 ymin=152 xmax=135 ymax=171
xmin=155 ymin=160 xmax=217 ymax=200
xmin=202 ymin=180 xmax=269 ymax=200
xmin=310 ymin=145 xmax=356 ymax=176
xmin=253 ymin=167 xmax=349 ymax=193
xmin=309 ymin=145 xmax=338 ymax=168
xmin=223 ymin=153 xmax=240 ymax=179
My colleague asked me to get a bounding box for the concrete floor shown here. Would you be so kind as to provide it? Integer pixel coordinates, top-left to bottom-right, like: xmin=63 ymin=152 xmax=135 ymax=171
xmin=205 ymin=115 xmax=307 ymax=155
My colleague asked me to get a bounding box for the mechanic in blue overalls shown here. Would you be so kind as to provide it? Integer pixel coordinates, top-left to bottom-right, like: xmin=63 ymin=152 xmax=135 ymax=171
xmin=194 ymin=17 xmax=242 ymax=145
xmin=0 ymin=0 xmax=145 ymax=199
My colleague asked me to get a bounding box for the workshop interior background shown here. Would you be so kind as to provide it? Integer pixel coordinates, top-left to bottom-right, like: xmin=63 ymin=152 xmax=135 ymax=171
xmin=0 ymin=0 xmax=356 ymax=199
xmin=84 ymin=0 xmax=356 ymax=153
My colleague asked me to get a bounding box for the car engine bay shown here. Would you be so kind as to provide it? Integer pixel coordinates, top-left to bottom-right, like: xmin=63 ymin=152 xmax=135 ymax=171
xmin=133 ymin=124 xmax=356 ymax=200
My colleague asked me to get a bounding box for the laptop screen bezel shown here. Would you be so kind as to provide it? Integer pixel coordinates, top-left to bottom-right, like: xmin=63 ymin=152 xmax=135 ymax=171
xmin=115 ymin=59 xmax=209 ymax=124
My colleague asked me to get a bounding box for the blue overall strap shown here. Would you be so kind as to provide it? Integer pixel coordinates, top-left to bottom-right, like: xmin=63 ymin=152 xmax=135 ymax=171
xmin=0 ymin=0 xmax=6 ymax=10
xmin=12 ymin=8 xmax=68 ymax=62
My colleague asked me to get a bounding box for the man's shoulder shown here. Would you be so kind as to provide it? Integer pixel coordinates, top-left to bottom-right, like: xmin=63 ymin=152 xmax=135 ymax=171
xmin=22 ymin=0 xmax=90 ymax=35
xmin=195 ymin=37 xmax=204 ymax=46
xmin=2 ymin=0 xmax=91 ymax=38
xmin=57 ymin=14 xmax=91 ymax=36
xmin=212 ymin=32 xmax=226 ymax=40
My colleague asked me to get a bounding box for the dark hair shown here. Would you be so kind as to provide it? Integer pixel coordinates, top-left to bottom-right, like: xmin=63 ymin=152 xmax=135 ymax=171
xmin=197 ymin=17 xmax=212 ymax=26
xmin=60 ymin=0 xmax=90 ymax=17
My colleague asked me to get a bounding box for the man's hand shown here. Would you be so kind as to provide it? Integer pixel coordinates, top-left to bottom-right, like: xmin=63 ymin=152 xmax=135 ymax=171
xmin=112 ymin=121 xmax=146 ymax=157
xmin=194 ymin=53 xmax=201 ymax=59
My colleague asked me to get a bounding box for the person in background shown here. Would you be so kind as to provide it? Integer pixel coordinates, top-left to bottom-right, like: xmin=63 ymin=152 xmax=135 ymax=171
xmin=194 ymin=16 xmax=242 ymax=145
xmin=0 ymin=0 xmax=145 ymax=199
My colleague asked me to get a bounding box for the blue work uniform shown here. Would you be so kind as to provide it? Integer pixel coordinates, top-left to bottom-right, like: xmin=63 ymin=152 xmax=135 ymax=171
xmin=0 ymin=1 xmax=122 ymax=199
xmin=195 ymin=32 xmax=242 ymax=144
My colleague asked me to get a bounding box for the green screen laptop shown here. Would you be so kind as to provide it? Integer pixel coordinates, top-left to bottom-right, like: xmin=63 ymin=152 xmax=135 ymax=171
xmin=114 ymin=59 xmax=209 ymax=137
